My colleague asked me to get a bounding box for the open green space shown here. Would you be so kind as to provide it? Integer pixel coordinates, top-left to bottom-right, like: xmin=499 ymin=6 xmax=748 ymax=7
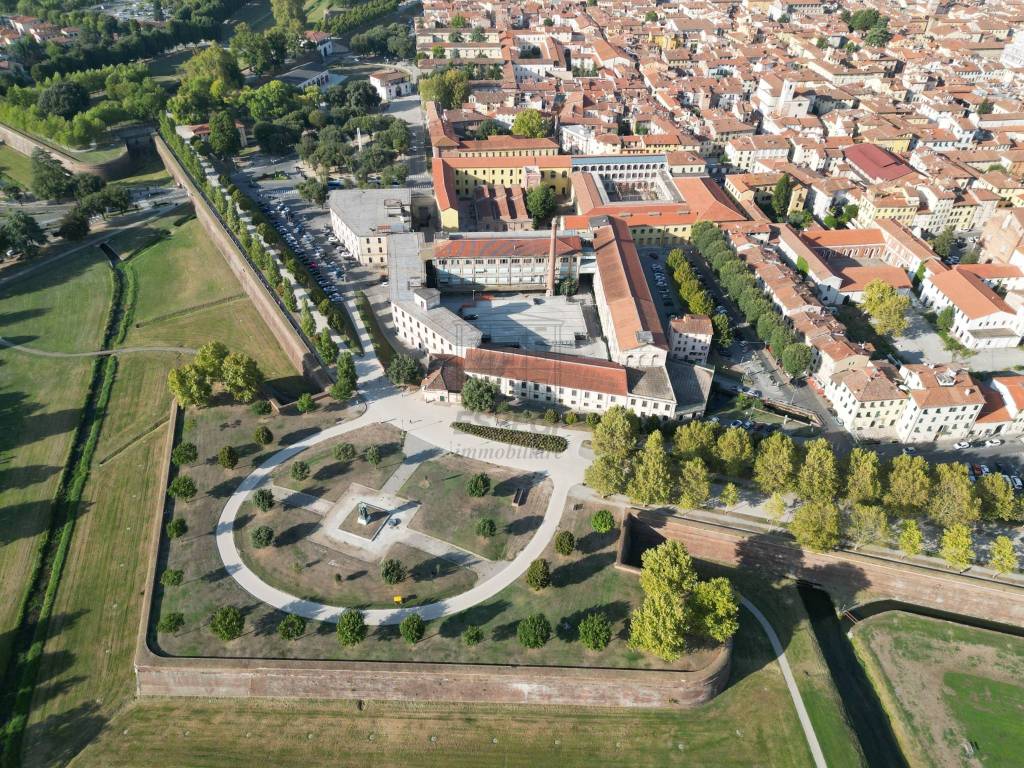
xmin=230 ymin=0 xmax=274 ymax=32
xmin=110 ymin=156 xmax=173 ymax=191
xmin=834 ymin=304 xmax=900 ymax=361
xmin=0 ymin=144 xmax=35 ymax=188
xmin=104 ymin=206 xmax=191 ymax=260
xmin=851 ymin=611 xmax=1024 ymax=768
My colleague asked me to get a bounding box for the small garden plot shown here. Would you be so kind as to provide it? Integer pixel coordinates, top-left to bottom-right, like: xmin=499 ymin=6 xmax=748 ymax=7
xmin=401 ymin=454 xmax=552 ymax=561
xmin=273 ymin=423 xmax=406 ymax=500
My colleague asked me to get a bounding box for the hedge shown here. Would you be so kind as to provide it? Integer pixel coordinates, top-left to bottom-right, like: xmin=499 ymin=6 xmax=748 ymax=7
xmin=452 ymin=422 xmax=568 ymax=453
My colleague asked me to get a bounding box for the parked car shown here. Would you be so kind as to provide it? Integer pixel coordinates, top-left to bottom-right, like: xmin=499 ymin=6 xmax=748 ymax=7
xmin=985 ymin=438 xmax=1003 ymax=447
xmin=954 ymin=441 xmax=971 ymax=450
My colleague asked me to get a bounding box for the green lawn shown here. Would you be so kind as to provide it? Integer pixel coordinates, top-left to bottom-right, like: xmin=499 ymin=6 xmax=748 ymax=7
xmin=0 ymin=143 xmax=34 ymax=188
xmin=230 ymin=0 xmax=274 ymax=31
xmin=104 ymin=206 xmax=192 ymax=259
xmin=944 ymin=672 xmax=1024 ymax=766
xmin=111 ymin=156 xmax=172 ymax=190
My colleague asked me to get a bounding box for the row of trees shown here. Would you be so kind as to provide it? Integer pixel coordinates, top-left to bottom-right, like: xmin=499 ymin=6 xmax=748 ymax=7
xmin=349 ymin=22 xmax=415 ymax=59
xmin=690 ymin=221 xmax=813 ymax=378
xmin=664 ymin=249 xmax=731 ymax=346
xmin=321 ymin=0 xmax=399 ymax=37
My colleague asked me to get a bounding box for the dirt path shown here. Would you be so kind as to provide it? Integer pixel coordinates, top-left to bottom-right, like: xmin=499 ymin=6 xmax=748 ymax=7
xmin=0 ymin=337 xmax=195 ymax=358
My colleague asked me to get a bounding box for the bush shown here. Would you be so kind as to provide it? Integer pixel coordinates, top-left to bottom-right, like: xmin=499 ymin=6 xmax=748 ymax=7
xmin=543 ymin=409 xmax=559 ymax=424
xmin=365 ymin=445 xmax=381 ymax=465
xmin=252 ymin=488 xmax=274 ymax=512
xmin=462 ymin=625 xmax=483 ymax=646
xmin=554 ymin=530 xmax=575 ymax=556
xmin=337 ymin=610 xmax=367 ymax=646
xmin=578 ymin=612 xmax=612 ymax=650
xmin=291 ymin=460 xmax=310 ymax=481
xmin=296 ymin=392 xmax=318 ymax=413
xmin=466 ymin=472 xmax=491 ymax=497
xmin=277 ymin=613 xmax=307 ymax=640
xmin=525 ymin=558 xmax=550 ymax=590
xmin=251 ymin=399 xmax=272 ymax=416
xmin=251 ymin=525 xmax=274 ymax=548
xmin=380 ymin=558 xmax=406 ymax=584
xmin=452 ymin=422 xmax=568 ymax=452
xmin=399 ymin=613 xmax=425 ymax=644
xmin=517 ymin=613 xmax=551 ymax=648
xmin=160 ymin=569 xmax=184 ymax=587
xmin=476 ymin=517 xmax=497 ymax=537
xmin=591 ymin=509 xmax=615 ymax=533
xmin=563 ymin=411 xmax=578 ymax=425
xmin=210 ymin=606 xmax=244 ymax=641
xmin=157 ymin=612 xmax=185 ymax=633
xmin=167 ymin=475 xmax=197 ymax=501
xmin=586 ymin=413 xmax=601 ymax=427
xmin=218 ymin=445 xmax=238 ymax=469
xmin=254 ymin=425 xmax=273 ymax=445
xmin=165 ymin=517 xmax=187 ymax=539
xmin=333 ymin=442 xmax=356 ymax=461
xmin=171 ymin=441 xmax=198 ymax=465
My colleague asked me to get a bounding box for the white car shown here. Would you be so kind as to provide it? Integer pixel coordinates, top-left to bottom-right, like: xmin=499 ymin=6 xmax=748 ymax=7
xmin=985 ymin=438 xmax=1003 ymax=447
xmin=954 ymin=441 xmax=971 ymax=450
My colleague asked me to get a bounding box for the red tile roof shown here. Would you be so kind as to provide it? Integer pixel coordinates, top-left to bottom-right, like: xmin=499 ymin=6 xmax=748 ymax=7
xmin=464 ymin=347 xmax=629 ymax=395
xmin=843 ymin=143 xmax=915 ymax=182
xmin=434 ymin=235 xmax=582 ymax=260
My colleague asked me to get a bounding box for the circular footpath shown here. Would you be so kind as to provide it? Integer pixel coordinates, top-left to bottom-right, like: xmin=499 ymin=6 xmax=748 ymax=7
xmin=215 ymin=394 xmax=587 ymax=625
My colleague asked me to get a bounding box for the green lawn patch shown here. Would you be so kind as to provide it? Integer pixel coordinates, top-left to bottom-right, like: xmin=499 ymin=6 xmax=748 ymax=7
xmin=943 ymin=671 xmax=1024 ymax=766
xmin=0 ymin=144 xmax=34 ymax=188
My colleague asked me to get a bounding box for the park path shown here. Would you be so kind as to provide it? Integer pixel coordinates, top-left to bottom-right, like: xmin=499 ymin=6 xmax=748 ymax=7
xmin=740 ymin=596 xmax=828 ymax=768
xmin=379 ymin=433 xmax=439 ymax=495
xmin=267 ymin=485 xmax=334 ymax=516
xmin=0 ymin=336 xmax=195 ymax=358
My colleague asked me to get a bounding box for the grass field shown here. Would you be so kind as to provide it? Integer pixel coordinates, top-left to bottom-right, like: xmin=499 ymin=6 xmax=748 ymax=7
xmin=230 ymin=0 xmax=274 ymax=31
xmin=0 ymin=144 xmax=34 ymax=188
xmin=851 ymin=611 xmax=1024 ymax=768
xmin=104 ymin=207 xmax=191 ymax=260
xmin=0 ymin=248 xmax=112 ymax=679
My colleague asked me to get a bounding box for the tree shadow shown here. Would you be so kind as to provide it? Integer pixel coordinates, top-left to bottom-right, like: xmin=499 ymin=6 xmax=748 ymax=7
xmin=409 ymin=556 xmax=460 ymax=582
xmin=235 ymin=441 xmax=260 ymax=458
xmin=0 ymin=500 xmax=55 ymax=546
xmin=14 ymin=701 xmax=107 ymax=768
xmin=0 ymin=462 xmax=60 ymax=490
xmin=346 ymin=569 xmax=367 ymax=581
xmin=505 ymin=515 xmax=541 ymax=536
xmin=491 ymin=619 xmax=519 ymax=642
xmin=555 ymin=600 xmax=631 ymax=642
xmin=576 ymin=529 xmax=617 ymax=555
xmin=274 ymin=521 xmax=318 ymax=546
xmin=280 ymin=426 xmax=320 ymax=446
xmin=550 ymin=552 xmax=614 ymax=588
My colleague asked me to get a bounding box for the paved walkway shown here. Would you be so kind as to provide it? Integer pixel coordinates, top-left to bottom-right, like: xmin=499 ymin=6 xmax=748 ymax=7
xmin=0 ymin=337 xmax=196 ymax=358
xmin=740 ymin=596 xmax=827 ymax=768
xmin=380 ymin=433 xmax=439 ymax=495
xmin=268 ymin=484 xmax=334 ymax=516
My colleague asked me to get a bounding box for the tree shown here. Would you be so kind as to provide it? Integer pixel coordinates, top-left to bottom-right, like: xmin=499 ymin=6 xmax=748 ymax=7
xmin=291 ymin=460 xmax=310 ymax=481
xmin=297 ymin=177 xmax=328 ymax=208
xmin=221 ymin=353 xmax=264 ymax=403
xmin=715 ymin=427 xmax=752 ymax=476
xmin=38 ymin=81 xmax=89 ymax=120
xmin=30 ymin=148 xmax=71 ymax=200
xmin=797 ymin=438 xmax=839 ymax=503
xmin=300 ymin=301 xmax=316 ymax=336
xmin=627 ymin=430 xmax=674 ymax=505
xmin=157 ymin=612 xmax=184 ymax=633
xmin=928 ymin=463 xmax=980 ymax=528
xmin=218 ymin=445 xmax=238 ymax=469
xmin=988 ymin=536 xmax=1018 ymax=576
xmin=168 ymin=364 xmax=212 ymax=409
xmin=591 ymin=509 xmax=615 ymax=533
xmin=476 ymin=517 xmax=496 ymax=537
xmin=194 ymin=341 xmax=229 ymax=380
xmin=400 ymin=614 xmax=425 ymax=644
xmin=333 ymin=442 xmax=356 ymax=462
xmin=209 ymin=110 xmax=241 ymax=158
xmin=253 ymin=488 xmax=275 ymax=512
xmin=766 ymin=492 xmax=787 ymax=530
xmin=511 ymin=108 xmax=549 ymax=138
xmin=418 ymin=68 xmax=470 ymax=109
xmin=254 ymin=425 xmax=273 ymax=446
xmin=592 ymin=406 xmax=638 ymax=463
xmin=978 ymin=473 xmax=1020 ymax=522
xmin=2 ymin=211 xmax=47 ymax=257
xmin=525 ymin=558 xmax=550 ymax=590
xmin=936 ymin=306 xmax=955 ymax=332
xmin=940 ymin=524 xmax=974 ymax=571
xmin=466 ymin=473 xmax=491 ymax=497
xmin=251 ymin=525 xmax=274 ymax=548
xmin=720 ymin=482 xmax=740 ymax=508
xmin=271 ymin=0 xmax=306 ymax=27
xmin=644 ymin=10 xmax=658 ymax=21
xmin=167 ymin=476 xmax=197 ymax=502
xmin=56 ymin=208 xmax=90 ymax=241
xmin=848 ymin=504 xmax=890 ymax=549
xmin=977 ymin=99 xmax=993 ymax=115
xmin=387 ymin=354 xmax=422 ymax=385
xmin=791 ymin=501 xmax=841 ymax=552
xmin=898 ymin=519 xmax=923 ymax=558
xmin=296 ymin=392 xmax=317 ymax=413
xmin=554 ymin=530 xmax=575 ymax=556
xmin=380 ymin=558 xmax=406 ymax=585
xmin=678 ymin=457 xmax=710 ymax=509
xmin=753 ymin=431 xmax=796 ymax=495
xmin=463 ymin=625 xmax=484 ymax=645
xmin=771 ymin=174 xmax=793 ymax=220
xmin=525 ymin=184 xmax=556 ymax=228
xmin=712 ymin=313 xmax=733 ymax=348
xmin=278 ymin=613 xmax=306 ymax=640
xmin=210 ymin=606 xmax=244 ymax=641
xmin=171 ymin=442 xmax=198 ymax=466
xmin=673 ymin=420 xmax=718 ymax=461
xmin=462 ymin=377 xmax=498 ymax=411
xmin=861 ymin=280 xmax=910 ymax=336
xmin=883 ymin=455 xmax=931 ymax=518
xmin=517 ymin=613 xmax=552 ymax=648
xmin=929 ymin=226 xmax=955 ymax=259
xmin=364 ymin=445 xmax=381 ymax=466
xmin=578 ymin=612 xmax=612 ymax=650
xmin=845 ymin=448 xmax=882 ymax=504
xmin=337 ymin=610 xmax=366 ymax=646
xmin=332 ymin=352 xmax=357 ymax=401
xmin=165 ymin=518 xmax=188 ymax=540
xmin=781 ymin=343 xmax=813 ymax=377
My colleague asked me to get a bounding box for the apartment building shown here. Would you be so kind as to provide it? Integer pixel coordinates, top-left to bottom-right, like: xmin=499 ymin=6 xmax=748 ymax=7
xmin=328 ymin=189 xmax=414 ymax=267
xmin=668 ymin=314 xmax=713 ymax=364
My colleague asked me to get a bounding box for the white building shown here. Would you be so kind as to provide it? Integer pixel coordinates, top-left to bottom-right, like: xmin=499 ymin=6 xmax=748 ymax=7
xmin=826 ymin=362 xmax=908 ymax=439
xmin=369 ymin=70 xmax=414 ymax=102
xmin=896 ymin=365 xmax=987 ymax=443
xmin=668 ymin=314 xmax=713 ymax=364
xmin=920 ymin=268 xmax=1024 ymax=350
xmin=328 ymin=188 xmax=414 ymax=267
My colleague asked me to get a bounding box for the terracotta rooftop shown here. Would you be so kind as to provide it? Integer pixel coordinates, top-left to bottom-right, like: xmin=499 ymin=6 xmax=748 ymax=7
xmin=929 ymin=269 xmax=1016 ymax=320
xmin=465 ymin=346 xmax=629 ymax=396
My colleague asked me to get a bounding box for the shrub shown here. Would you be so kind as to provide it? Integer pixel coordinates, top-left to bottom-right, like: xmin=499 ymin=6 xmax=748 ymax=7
xmin=462 ymin=625 xmax=484 ymax=646
xmin=554 ymin=530 xmax=575 ymax=556
xmin=157 ymin=612 xmax=185 ymax=633
xmin=466 ymin=472 xmax=491 ymax=497
xmin=452 ymin=422 xmax=568 ymax=453
xmin=563 ymin=411 xmax=578 ymax=425
xmin=591 ymin=509 xmax=615 ymax=533
xmin=337 ymin=610 xmax=367 ymax=646
xmin=254 ymin=425 xmax=273 ymax=445
xmin=578 ymin=612 xmax=612 ymax=651
xmin=251 ymin=399 xmax=272 ymax=416
xmin=543 ymin=409 xmax=559 ymax=424
xmin=399 ymin=613 xmax=425 ymax=644
xmin=380 ymin=558 xmax=406 ymax=584
xmin=277 ymin=613 xmax=306 ymax=640
xmin=251 ymin=525 xmax=274 ymax=548
xmin=291 ymin=460 xmax=310 ymax=481
xmin=333 ymin=442 xmax=356 ymax=461
xmin=210 ymin=606 xmax=244 ymax=641
xmin=171 ymin=441 xmax=198 ymax=465
xmin=252 ymin=488 xmax=274 ymax=512
xmin=218 ymin=445 xmax=238 ymax=469
xmin=167 ymin=475 xmax=197 ymax=501
xmin=296 ymin=392 xmax=318 ymax=413
xmin=165 ymin=517 xmax=187 ymax=539
xmin=476 ymin=517 xmax=497 ymax=537
xmin=586 ymin=413 xmax=601 ymax=427
xmin=365 ymin=445 xmax=381 ymax=465
xmin=160 ymin=569 xmax=184 ymax=587
xmin=525 ymin=558 xmax=550 ymax=590
xmin=517 ymin=613 xmax=551 ymax=648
